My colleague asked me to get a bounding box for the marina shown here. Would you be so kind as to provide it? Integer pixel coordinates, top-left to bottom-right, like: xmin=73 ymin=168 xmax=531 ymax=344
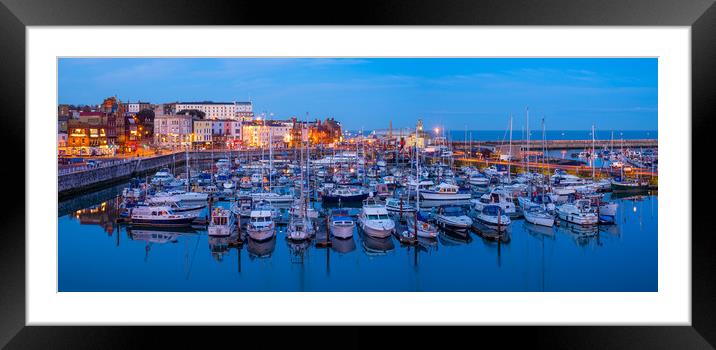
xmin=58 ymin=132 xmax=658 ymax=292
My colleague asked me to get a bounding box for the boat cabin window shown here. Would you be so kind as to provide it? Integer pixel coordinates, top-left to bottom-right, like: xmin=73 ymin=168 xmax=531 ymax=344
xmin=367 ymin=214 xmax=388 ymax=220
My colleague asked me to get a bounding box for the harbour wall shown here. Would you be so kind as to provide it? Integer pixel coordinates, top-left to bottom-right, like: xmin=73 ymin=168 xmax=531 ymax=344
xmin=57 ymin=150 xmax=293 ymax=198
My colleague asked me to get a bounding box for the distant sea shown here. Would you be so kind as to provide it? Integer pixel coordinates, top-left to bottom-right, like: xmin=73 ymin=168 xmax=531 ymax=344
xmin=349 ymin=130 xmax=657 ymax=141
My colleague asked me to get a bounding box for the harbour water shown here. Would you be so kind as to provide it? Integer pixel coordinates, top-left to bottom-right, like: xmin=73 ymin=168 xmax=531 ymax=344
xmin=58 ymin=182 xmax=657 ymax=292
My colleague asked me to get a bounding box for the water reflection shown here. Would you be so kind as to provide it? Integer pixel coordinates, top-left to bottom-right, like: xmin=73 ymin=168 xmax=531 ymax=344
xmin=287 ymin=238 xmax=311 ymax=264
xmin=360 ymin=229 xmax=395 ymax=255
xmin=247 ymin=236 xmax=277 ymax=259
xmin=209 ymin=235 xmax=230 ymax=262
xmin=331 ymin=236 xmax=356 ymax=254
xmin=59 ymin=186 xmax=658 ymax=292
xmin=438 ymin=230 xmax=472 ymax=245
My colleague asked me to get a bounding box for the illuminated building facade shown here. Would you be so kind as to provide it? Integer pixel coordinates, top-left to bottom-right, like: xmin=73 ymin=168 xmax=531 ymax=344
xmin=241 ymin=120 xmax=292 ymax=148
xmin=154 ymin=114 xmax=193 ymax=148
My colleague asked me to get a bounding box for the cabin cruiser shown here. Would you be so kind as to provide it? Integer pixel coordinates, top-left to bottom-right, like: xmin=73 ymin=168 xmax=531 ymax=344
xmin=581 ymin=193 xmax=619 ymax=218
xmin=434 ymin=205 xmax=473 ymax=232
xmin=143 ymin=197 xmax=205 ymax=217
xmin=420 ymin=183 xmax=472 ymax=201
xmin=358 ymin=199 xmax=395 ymax=238
xmin=471 ymin=187 xmax=517 ymax=215
xmin=551 ymin=169 xmax=589 ymax=186
xmin=518 ymin=193 xmax=556 ymax=213
xmin=611 ymin=178 xmax=649 ymax=192
xmin=329 ymin=208 xmax=355 ymax=239
xmin=322 ymin=186 xmax=369 ymax=203
xmin=208 ymin=207 xmax=236 ymax=236
xmin=406 ymin=179 xmax=435 ymax=198
xmin=128 ymin=206 xmax=197 ymax=227
xmin=468 ymin=173 xmax=490 ymax=186
xmin=385 ymin=197 xmax=416 ymax=214
xmin=474 ymin=204 xmax=512 ymax=228
xmin=148 ymin=190 xmax=209 ymax=207
xmin=150 ymin=168 xmax=175 ymax=186
xmin=523 ymin=206 xmax=555 ymax=227
xmin=246 ymin=209 xmax=276 ymax=241
xmin=250 ymin=191 xmax=294 ymax=204
xmin=556 ymin=199 xmax=598 ymax=225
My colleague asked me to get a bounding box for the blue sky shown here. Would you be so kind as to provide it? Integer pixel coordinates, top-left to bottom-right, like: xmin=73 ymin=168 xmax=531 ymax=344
xmin=58 ymin=58 xmax=657 ymax=130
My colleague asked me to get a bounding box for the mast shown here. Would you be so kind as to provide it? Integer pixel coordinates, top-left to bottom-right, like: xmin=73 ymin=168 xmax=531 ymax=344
xmin=591 ymin=124 xmax=596 ymax=180
xmin=508 ymin=114 xmax=513 ymax=181
xmin=185 ymin=146 xmax=190 ymax=192
xmin=526 ymin=107 xmax=530 ymax=174
xmin=542 ymin=116 xmax=546 ymax=183
xmin=269 ymin=116 xmax=273 ymax=191
xmin=415 ymin=125 xmax=420 ymax=210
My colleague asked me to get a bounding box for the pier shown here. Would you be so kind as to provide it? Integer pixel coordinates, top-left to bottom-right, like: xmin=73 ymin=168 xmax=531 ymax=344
xmin=449 ymin=138 xmax=658 ymax=151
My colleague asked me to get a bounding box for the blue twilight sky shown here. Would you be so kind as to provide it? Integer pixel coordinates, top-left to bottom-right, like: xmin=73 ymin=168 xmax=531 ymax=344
xmin=58 ymin=58 xmax=657 ymax=130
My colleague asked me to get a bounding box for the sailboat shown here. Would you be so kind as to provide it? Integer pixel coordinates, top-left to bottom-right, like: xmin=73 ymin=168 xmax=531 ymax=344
xmin=287 ymin=116 xmax=314 ymax=242
xmin=405 ymin=125 xmax=438 ymax=239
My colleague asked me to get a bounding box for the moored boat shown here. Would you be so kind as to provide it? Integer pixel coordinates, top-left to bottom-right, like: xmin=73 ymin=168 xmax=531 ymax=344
xmin=474 ymin=204 xmax=512 ymax=228
xmin=246 ymin=210 xmax=276 ymax=241
xmin=128 ymin=206 xmax=197 ymax=227
xmin=556 ymin=199 xmax=598 ymax=225
xmin=420 ymin=183 xmax=472 ymax=201
xmin=208 ymin=207 xmax=236 ymax=237
xmin=434 ymin=205 xmax=473 ymax=232
xmin=523 ymin=206 xmax=555 ymax=227
xmin=358 ymin=199 xmax=395 ymax=238
xmin=329 ymin=208 xmax=355 ymax=239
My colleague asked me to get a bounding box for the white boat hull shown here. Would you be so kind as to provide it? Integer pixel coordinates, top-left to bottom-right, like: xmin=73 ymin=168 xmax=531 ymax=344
xmin=208 ymin=225 xmax=233 ymax=237
xmin=330 ymin=223 xmax=355 ymax=239
xmin=523 ymin=212 xmax=554 ymax=227
xmin=360 ymin=219 xmax=394 ymax=238
xmin=407 ymin=220 xmax=438 ymax=238
xmin=598 ymin=203 xmax=618 ymax=216
xmin=435 ymin=215 xmax=473 ymax=230
xmin=557 ymin=211 xmax=598 ymax=225
xmin=247 ymin=225 xmax=275 ymax=241
xmin=420 ymin=192 xmax=472 ymax=201
xmin=476 ymin=213 xmax=511 ymax=227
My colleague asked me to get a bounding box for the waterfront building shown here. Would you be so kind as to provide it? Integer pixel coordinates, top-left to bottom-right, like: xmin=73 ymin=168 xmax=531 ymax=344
xmin=154 ymin=114 xmax=193 ymax=148
xmin=287 ymin=117 xmax=343 ymax=147
xmin=235 ymin=101 xmax=253 ymax=119
xmin=193 ymin=119 xmax=213 ymax=146
xmin=241 ymin=119 xmax=292 ymax=148
xmin=175 ymin=101 xmax=237 ymax=120
xmin=122 ymin=101 xmax=152 ymax=114
xmin=66 ymin=119 xmax=113 ymax=156
xmin=211 ymin=119 xmax=243 ymax=148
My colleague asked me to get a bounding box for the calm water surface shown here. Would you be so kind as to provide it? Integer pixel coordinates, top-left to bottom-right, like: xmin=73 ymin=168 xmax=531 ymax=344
xmin=58 ymin=183 xmax=657 ymax=292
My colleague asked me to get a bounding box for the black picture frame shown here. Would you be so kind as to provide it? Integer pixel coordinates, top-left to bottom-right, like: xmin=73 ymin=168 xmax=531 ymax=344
xmin=2 ymin=0 xmax=714 ymax=348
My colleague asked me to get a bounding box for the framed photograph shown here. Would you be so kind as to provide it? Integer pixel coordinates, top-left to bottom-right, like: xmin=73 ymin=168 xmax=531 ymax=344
xmin=4 ymin=0 xmax=714 ymax=347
